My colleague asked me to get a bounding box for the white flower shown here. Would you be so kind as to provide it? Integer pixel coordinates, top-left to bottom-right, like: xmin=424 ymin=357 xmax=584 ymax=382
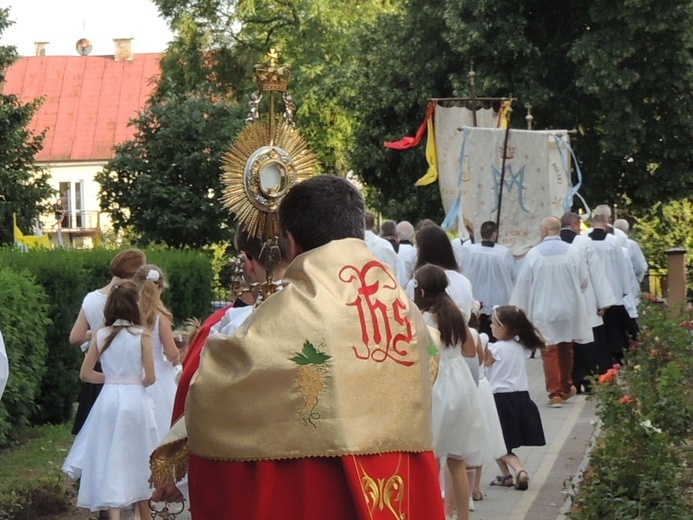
xmin=640 ymin=419 xmax=662 ymax=434
xmin=146 ymin=269 xmax=160 ymax=282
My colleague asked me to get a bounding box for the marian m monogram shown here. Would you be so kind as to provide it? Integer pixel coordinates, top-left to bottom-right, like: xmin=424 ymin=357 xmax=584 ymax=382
xmin=491 ymin=164 xmax=531 ymax=213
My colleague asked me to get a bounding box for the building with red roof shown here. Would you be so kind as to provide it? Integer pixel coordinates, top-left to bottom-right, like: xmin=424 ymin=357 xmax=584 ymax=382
xmin=1 ymin=39 xmax=161 ymax=247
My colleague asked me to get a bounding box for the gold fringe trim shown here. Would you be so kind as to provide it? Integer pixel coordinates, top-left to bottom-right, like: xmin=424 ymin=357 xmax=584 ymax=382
xmin=149 ymin=439 xmax=189 ymax=488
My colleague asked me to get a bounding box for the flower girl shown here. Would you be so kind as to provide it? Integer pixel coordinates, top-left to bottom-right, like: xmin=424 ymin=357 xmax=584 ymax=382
xmin=63 ymin=280 xmax=158 ymax=519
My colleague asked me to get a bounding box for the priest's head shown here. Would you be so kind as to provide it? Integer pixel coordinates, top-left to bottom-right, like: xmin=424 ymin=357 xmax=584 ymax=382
xmin=279 ymin=174 xmax=365 ymax=260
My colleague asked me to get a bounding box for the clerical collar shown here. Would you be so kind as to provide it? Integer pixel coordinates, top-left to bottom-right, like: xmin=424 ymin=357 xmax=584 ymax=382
xmin=481 ymin=240 xmax=495 ymax=248
xmin=560 ymin=228 xmax=577 ymax=244
xmin=589 ymin=228 xmax=607 ymax=240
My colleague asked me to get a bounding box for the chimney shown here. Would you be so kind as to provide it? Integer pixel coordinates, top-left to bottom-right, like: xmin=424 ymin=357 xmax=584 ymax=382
xmin=35 ymin=42 xmax=49 ymax=56
xmin=113 ymin=38 xmax=134 ymax=61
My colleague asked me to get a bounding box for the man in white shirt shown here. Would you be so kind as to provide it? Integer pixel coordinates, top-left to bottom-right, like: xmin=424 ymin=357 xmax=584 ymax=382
xmin=613 ymin=219 xmax=648 ymax=283
xmin=461 ymin=221 xmax=515 ymax=338
xmin=510 ymin=217 xmax=593 ymax=407
xmin=586 ymin=214 xmax=637 ymax=365
xmin=396 ymin=220 xmax=417 ymax=287
xmin=364 ymin=211 xmax=400 ymax=276
xmin=562 ymin=212 xmax=617 ymax=392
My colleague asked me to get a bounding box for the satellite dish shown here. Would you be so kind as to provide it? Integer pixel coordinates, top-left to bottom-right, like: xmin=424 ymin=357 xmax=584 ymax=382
xmin=76 ymin=38 xmax=92 ymax=56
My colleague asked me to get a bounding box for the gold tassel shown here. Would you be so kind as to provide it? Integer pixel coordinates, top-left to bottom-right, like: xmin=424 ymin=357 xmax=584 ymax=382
xmin=149 ymin=439 xmax=189 ymax=488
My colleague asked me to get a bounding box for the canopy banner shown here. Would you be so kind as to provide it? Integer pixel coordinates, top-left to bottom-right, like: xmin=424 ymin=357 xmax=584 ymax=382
xmin=435 ymin=106 xmax=498 ymax=240
xmin=437 ymin=123 xmax=571 ymax=257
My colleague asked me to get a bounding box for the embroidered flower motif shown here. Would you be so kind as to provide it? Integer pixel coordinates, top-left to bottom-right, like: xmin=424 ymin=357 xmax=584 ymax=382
xmin=146 ymin=269 xmax=160 ymax=282
xmin=290 ymin=340 xmax=331 ymax=428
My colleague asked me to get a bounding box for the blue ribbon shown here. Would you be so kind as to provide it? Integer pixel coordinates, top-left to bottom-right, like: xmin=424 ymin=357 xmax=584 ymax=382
xmin=553 ymin=133 xmax=585 ymax=213
xmin=441 ymin=127 xmax=470 ymax=231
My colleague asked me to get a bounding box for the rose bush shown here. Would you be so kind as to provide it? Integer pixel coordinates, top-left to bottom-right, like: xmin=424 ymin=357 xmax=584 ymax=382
xmin=569 ymin=303 xmax=693 ymax=519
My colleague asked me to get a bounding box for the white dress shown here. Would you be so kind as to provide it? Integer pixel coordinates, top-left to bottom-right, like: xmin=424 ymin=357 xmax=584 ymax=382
xmin=0 ymin=331 xmax=7 ymax=402
xmin=475 ymin=331 xmax=508 ymax=460
xmin=146 ymin=316 xmax=178 ymax=440
xmin=62 ymin=322 xmax=159 ymax=511
xmin=427 ymin=313 xmax=485 ymax=465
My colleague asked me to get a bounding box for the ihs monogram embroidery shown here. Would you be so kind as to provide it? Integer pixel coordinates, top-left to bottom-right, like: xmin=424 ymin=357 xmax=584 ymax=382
xmin=339 ymin=260 xmax=414 ymax=366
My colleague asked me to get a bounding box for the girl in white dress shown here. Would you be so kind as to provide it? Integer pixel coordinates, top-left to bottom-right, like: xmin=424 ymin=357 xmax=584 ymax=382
xmin=63 ymin=280 xmax=158 ymax=519
xmin=406 ymin=224 xmax=474 ymax=320
xmin=133 ymin=264 xmax=180 ymax=440
xmin=414 ymin=264 xmax=486 ymax=520
xmin=68 ymin=248 xmax=146 ymax=435
xmin=467 ymin=315 xmax=507 ymax=502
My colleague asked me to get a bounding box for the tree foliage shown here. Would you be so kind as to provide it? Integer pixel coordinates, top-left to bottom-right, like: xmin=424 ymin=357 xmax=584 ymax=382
xmin=350 ymin=0 xmax=693 ymax=220
xmin=97 ymin=23 xmax=241 ymax=248
xmin=633 ymin=199 xmax=693 ymax=273
xmin=150 ymin=0 xmax=393 ymax=174
xmin=0 ymin=8 xmax=54 ymax=245
xmin=96 ymin=92 xmax=240 ymax=248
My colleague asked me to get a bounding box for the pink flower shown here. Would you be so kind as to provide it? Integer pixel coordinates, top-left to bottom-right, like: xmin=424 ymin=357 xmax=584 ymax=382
xmin=619 ymin=395 xmax=633 ymax=404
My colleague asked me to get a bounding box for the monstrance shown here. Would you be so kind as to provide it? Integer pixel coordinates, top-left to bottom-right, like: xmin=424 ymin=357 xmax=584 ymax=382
xmin=220 ymin=50 xmax=317 ymax=301
xmin=220 ymin=49 xmax=318 ymax=240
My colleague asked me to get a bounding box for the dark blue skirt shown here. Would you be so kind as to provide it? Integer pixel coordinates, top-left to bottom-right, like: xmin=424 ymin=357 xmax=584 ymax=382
xmin=493 ymin=391 xmax=546 ymax=452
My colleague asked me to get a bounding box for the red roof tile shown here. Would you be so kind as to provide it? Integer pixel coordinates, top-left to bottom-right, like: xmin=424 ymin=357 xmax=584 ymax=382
xmin=2 ymin=53 xmax=161 ymax=162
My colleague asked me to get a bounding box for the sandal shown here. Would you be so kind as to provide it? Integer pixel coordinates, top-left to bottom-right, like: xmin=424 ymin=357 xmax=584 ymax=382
xmin=472 ymin=490 xmax=483 ymax=501
xmin=490 ymin=474 xmax=514 ymax=487
xmin=514 ymin=470 xmax=530 ymax=491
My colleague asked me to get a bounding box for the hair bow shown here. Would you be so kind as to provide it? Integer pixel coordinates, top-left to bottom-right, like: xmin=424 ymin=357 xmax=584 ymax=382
xmin=146 ymin=269 xmax=160 ymax=282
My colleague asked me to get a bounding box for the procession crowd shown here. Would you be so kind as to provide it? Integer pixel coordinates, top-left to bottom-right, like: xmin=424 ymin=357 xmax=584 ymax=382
xmin=42 ymin=175 xmax=647 ymax=520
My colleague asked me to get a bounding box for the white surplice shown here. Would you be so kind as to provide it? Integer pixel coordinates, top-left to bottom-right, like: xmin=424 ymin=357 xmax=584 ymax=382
xmin=461 ymin=243 xmax=516 ymax=315
xmin=510 ymin=236 xmax=593 ymax=345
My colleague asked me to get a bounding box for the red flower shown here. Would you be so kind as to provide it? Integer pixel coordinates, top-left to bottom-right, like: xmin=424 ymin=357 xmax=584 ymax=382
xmin=619 ymin=395 xmax=633 ymax=404
xmin=598 ymin=368 xmax=618 ymax=385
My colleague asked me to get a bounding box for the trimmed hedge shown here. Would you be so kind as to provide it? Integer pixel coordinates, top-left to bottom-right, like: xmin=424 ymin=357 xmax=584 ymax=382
xmin=0 ymin=248 xmax=214 ymax=429
xmin=0 ymin=268 xmax=51 ymax=446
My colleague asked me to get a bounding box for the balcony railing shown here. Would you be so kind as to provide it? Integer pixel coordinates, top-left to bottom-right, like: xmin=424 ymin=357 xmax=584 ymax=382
xmin=58 ymin=210 xmax=100 ymax=231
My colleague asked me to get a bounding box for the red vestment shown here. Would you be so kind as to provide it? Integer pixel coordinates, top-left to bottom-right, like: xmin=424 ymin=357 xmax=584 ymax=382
xmin=171 ymin=304 xmax=233 ymax=423
xmin=189 ymin=452 xmax=445 ymax=519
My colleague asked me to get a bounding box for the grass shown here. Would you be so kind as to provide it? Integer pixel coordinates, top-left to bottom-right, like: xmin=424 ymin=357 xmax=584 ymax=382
xmin=0 ymin=422 xmax=74 ymax=492
xmin=0 ymin=422 xmax=78 ymax=519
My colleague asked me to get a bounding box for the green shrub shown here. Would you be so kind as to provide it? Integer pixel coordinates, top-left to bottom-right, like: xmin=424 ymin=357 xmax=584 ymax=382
xmin=568 ymin=303 xmax=693 ymax=519
xmin=147 ymin=248 xmax=215 ymax=323
xmin=0 ymin=247 xmax=215 ymax=428
xmin=0 ymin=269 xmax=51 ymax=446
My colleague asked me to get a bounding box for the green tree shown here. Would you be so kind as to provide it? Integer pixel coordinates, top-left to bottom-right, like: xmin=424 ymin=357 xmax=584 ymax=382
xmin=350 ymin=0 xmax=693 ymax=220
xmin=568 ymin=0 xmax=693 ymax=207
xmin=151 ymin=0 xmax=393 ymax=175
xmin=96 ymin=92 xmax=240 ymax=248
xmin=349 ymin=3 xmax=455 ymax=222
xmin=634 ymin=199 xmax=693 ymax=274
xmin=0 ymin=8 xmax=54 ymax=245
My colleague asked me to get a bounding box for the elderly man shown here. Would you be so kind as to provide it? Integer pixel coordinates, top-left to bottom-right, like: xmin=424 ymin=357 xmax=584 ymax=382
xmin=562 ymin=212 xmax=617 ymax=392
xmin=396 ymin=220 xmax=417 ymax=287
xmin=587 ymin=213 xmax=637 ymax=365
xmin=613 ymin=218 xmax=648 ymax=283
xmin=510 ymin=217 xmax=593 ymax=407
xmin=364 ymin=211 xmax=400 ymax=275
